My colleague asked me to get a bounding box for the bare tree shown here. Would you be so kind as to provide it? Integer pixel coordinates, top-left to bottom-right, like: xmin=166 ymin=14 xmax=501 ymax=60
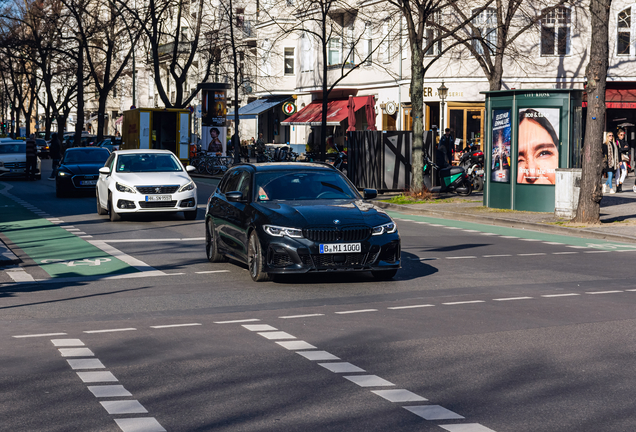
xmin=573 ymin=0 xmax=611 ymax=223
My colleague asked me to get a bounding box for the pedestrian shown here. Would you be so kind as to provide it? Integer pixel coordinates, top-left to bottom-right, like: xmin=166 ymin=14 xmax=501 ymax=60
xmin=255 ymin=132 xmax=266 ymax=162
xmin=48 ymin=133 xmax=61 ymax=180
xmin=25 ymin=134 xmax=38 ymax=180
xmin=615 ymin=128 xmax=629 ymax=192
xmin=439 ymin=128 xmax=454 ymax=165
xmin=602 ymin=131 xmax=619 ymax=194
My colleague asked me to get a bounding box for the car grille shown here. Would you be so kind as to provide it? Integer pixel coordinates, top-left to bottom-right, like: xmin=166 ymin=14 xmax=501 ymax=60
xmin=271 ymin=253 xmax=294 ymax=268
xmin=4 ymin=162 xmax=25 ymax=169
xmin=303 ymin=226 xmax=370 ymax=242
xmin=310 ymin=253 xmax=369 ymax=268
xmin=136 ymin=185 xmax=179 ymax=194
xmin=138 ymin=201 xmax=177 ymax=208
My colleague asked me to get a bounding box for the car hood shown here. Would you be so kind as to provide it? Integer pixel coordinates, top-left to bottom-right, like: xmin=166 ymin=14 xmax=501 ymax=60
xmin=60 ymin=163 xmax=104 ymax=175
xmin=254 ymin=199 xmax=391 ymax=228
xmin=0 ymin=154 xmax=25 ymax=163
xmin=114 ymin=171 xmax=192 ymax=186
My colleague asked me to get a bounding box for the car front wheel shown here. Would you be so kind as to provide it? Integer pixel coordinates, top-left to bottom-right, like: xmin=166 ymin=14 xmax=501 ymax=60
xmin=247 ymin=231 xmax=271 ymax=282
xmin=109 ymin=194 xmax=121 ymax=221
xmin=205 ymin=220 xmax=226 ymax=263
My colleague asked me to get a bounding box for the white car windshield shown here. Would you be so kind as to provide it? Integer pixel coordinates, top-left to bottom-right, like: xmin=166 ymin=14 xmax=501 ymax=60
xmin=255 ymin=171 xmax=358 ymax=201
xmin=0 ymin=144 xmax=26 ymax=154
xmin=116 ymin=154 xmax=183 ymax=173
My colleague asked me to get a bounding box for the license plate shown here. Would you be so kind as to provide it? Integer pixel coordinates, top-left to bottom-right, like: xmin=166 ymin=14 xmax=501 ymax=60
xmin=319 ymin=243 xmax=361 ymax=254
xmin=146 ymin=195 xmax=172 ymax=201
xmin=80 ymin=180 xmax=97 ymax=185
xmin=476 ymin=169 xmax=484 ymax=175
xmin=10 ymin=169 xmax=22 ymax=173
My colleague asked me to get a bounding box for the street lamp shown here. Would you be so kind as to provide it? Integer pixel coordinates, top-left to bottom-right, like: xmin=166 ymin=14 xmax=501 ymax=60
xmin=437 ymin=81 xmax=448 ymax=136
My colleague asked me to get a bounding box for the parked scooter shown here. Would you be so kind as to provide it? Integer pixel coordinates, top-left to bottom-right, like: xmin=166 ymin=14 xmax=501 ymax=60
xmin=458 ymin=141 xmax=484 ymax=192
xmin=424 ymin=157 xmax=473 ymax=196
xmin=327 ymin=143 xmax=348 ymax=174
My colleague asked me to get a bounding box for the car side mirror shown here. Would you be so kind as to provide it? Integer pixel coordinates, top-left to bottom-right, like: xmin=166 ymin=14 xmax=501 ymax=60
xmin=363 ymin=189 xmax=377 ymax=200
xmin=99 ymin=167 xmax=111 ymax=175
xmin=226 ymin=191 xmax=244 ymax=202
xmin=186 ymin=165 xmax=195 ymax=173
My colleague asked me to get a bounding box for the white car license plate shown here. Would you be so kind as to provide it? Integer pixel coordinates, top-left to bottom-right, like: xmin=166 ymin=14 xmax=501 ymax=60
xmin=146 ymin=195 xmax=172 ymax=202
xmin=80 ymin=180 xmax=97 ymax=185
xmin=319 ymin=243 xmax=361 ymax=254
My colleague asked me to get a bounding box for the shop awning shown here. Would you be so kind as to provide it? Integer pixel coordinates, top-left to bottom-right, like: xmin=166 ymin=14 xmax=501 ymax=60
xmin=227 ymin=96 xmax=291 ymax=119
xmin=582 ymin=88 xmax=636 ymax=109
xmin=282 ymin=96 xmax=369 ymax=126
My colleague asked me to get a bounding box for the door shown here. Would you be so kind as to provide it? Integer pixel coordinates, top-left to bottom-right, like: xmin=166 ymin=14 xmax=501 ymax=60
xmin=97 ymin=153 xmax=116 ymax=208
xmin=225 ymin=170 xmax=253 ymax=260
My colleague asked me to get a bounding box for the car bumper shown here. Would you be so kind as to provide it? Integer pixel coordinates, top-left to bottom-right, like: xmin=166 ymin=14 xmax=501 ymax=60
xmin=260 ymin=234 xmax=401 ymax=274
xmin=110 ymin=189 xmax=198 ymax=213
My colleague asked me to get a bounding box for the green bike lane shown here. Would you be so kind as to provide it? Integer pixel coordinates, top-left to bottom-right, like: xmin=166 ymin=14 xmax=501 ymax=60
xmin=0 ymin=191 xmax=139 ymax=279
xmin=386 ymin=210 xmax=636 ymax=251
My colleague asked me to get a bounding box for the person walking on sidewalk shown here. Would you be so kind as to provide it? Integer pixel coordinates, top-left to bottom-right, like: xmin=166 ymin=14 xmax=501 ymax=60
xmin=25 ymin=134 xmax=38 ymax=181
xmin=48 ymin=133 xmax=61 ymax=180
xmin=602 ymin=131 xmax=619 ymax=194
xmin=439 ymin=128 xmax=454 ymax=165
xmin=616 ymin=128 xmax=630 ymax=192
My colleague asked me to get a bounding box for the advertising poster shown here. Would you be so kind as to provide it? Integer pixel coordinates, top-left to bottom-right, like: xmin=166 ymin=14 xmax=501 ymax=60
xmin=491 ymin=109 xmax=511 ymax=183
xmin=517 ymin=108 xmax=560 ymax=185
xmin=202 ymin=125 xmax=227 ymax=156
xmin=201 ymin=90 xmax=227 ymax=127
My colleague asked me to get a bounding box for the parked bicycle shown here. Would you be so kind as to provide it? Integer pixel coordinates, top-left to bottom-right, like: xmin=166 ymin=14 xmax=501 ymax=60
xmin=205 ymin=155 xmax=234 ymax=175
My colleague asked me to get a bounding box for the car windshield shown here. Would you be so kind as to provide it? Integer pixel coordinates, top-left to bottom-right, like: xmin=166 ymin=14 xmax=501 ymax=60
xmin=63 ymin=149 xmax=110 ymax=164
xmin=116 ymin=153 xmax=183 ymax=172
xmin=0 ymin=144 xmax=26 ymax=154
xmin=255 ymin=170 xmax=358 ymax=201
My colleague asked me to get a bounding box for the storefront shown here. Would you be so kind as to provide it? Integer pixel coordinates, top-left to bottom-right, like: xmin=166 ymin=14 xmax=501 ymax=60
xmin=583 ymin=83 xmax=636 ymax=147
xmin=227 ymin=95 xmax=291 ymax=144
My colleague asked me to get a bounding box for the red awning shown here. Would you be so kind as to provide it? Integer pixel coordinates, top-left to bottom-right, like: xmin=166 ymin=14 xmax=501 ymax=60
xmin=582 ymin=88 xmax=636 ymax=109
xmin=282 ymin=96 xmax=369 ymax=126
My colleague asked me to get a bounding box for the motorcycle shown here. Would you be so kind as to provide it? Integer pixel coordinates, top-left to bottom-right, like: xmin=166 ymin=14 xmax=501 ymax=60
xmin=458 ymin=141 xmax=484 ymax=192
xmin=424 ymin=157 xmax=472 ymax=196
xmin=326 ymin=144 xmax=348 ymax=174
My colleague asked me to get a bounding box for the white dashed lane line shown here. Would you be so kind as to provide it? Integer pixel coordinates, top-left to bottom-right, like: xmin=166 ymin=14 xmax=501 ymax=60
xmin=83 ymin=328 xmax=137 ymax=334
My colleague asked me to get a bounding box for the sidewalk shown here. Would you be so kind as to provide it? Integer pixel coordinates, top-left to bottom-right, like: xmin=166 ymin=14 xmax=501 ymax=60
xmin=375 ymin=189 xmax=636 ymax=245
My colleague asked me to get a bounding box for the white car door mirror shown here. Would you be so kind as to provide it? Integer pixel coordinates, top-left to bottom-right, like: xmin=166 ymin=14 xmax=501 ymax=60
xmin=99 ymin=167 xmax=111 ymax=175
xmin=186 ymin=165 xmax=195 ymax=173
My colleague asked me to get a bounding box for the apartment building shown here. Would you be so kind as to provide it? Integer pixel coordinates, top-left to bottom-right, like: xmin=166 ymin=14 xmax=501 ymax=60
xmin=246 ymin=0 xmax=636 ymax=149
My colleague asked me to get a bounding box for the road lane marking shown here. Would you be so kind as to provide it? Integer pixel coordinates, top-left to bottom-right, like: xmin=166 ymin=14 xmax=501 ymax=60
xmin=446 ymin=256 xmax=477 ymax=259
xmin=387 ymin=304 xmax=434 ymax=310
xmin=88 ymin=240 xmax=163 ymax=273
xmin=104 ymin=238 xmax=205 ymax=243
xmin=243 ymin=324 xmax=278 ymax=331
xmin=443 ymin=300 xmax=486 ymax=305
xmin=584 ymin=250 xmax=611 ymax=253
xmin=483 ymin=254 xmax=512 ymax=257
xmin=150 ymin=323 xmax=202 ymax=329
xmin=114 ymin=418 xmax=166 ymax=432
xmin=500 ymin=236 xmax=518 ymax=238
xmin=552 ymin=252 xmax=578 ymax=255
xmin=493 ymin=297 xmax=533 ymax=301
xmin=586 ymin=290 xmax=623 ymax=295
xmin=257 ymin=331 xmax=295 ymax=340
xmin=543 ymin=242 xmax=564 ymax=245
xmin=83 ymin=328 xmax=137 ymax=334
xmin=372 ymin=389 xmax=427 ymax=402
xmin=541 ymin=293 xmax=580 ymax=297
xmin=13 ymin=332 xmax=67 ymax=338
xmin=214 ymin=318 xmax=260 ymax=324
xmin=480 ymin=232 xmax=498 ymax=235
xmin=59 ymin=348 xmax=94 ymax=357
xmin=51 ymin=339 xmax=84 ymax=346
xmin=567 ymin=245 xmax=588 ymax=249
xmin=518 ymin=253 xmax=546 ymax=256
xmin=319 ymin=362 xmax=366 ymax=373
xmin=77 ymin=371 xmax=118 ymax=383
xmin=87 ymin=385 xmax=132 ymax=398
xmin=335 ymin=309 xmax=378 ymax=314
xmin=100 ymin=400 xmax=148 ymax=414
xmin=67 ymin=359 xmax=105 ymax=370
xmin=276 ymin=341 xmax=317 ymax=350
xmin=404 ymin=405 xmax=464 ymax=420
xmin=519 ymin=238 xmax=542 ymax=241
xmin=195 ymin=270 xmax=230 ymax=274
xmin=344 ymin=375 xmax=395 ymax=387
xmin=296 ymin=351 xmax=341 ymax=361
xmin=440 ymin=423 xmax=497 ymax=431
xmin=279 ymin=313 xmax=325 ymax=319
xmin=6 ymin=268 xmax=35 ymax=282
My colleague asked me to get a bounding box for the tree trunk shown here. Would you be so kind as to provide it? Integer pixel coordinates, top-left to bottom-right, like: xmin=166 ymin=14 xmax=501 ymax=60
xmin=75 ymin=39 xmax=85 ymax=146
xmin=573 ymin=0 xmax=611 ymax=223
xmin=410 ymin=47 xmax=424 ymax=192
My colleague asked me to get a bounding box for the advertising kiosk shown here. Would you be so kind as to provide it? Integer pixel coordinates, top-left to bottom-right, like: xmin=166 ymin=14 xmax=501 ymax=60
xmin=483 ymin=89 xmax=583 ymax=212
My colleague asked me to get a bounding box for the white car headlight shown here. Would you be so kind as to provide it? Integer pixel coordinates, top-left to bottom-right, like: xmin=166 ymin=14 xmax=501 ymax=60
xmin=372 ymin=221 xmax=397 ymax=236
xmin=264 ymin=225 xmax=303 ymax=238
xmin=57 ymin=171 xmax=71 ymax=177
xmin=115 ymin=182 xmax=135 ymax=193
xmin=178 ymin=181 xmax=195 ymax=192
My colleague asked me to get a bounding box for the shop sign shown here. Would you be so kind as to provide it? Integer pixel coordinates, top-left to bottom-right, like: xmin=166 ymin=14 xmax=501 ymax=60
xmin=282 ymin=101 xmax=297 ymax=116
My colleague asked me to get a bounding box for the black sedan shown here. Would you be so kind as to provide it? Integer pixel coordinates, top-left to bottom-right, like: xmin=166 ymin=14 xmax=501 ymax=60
xmin=205 ymin=163 xmax=401 ymax=281
xmin=56 ymin=147 xmax=110 ymax=197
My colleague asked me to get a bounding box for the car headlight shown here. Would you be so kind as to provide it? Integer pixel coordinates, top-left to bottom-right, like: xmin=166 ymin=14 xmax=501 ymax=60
xmin=178 ymin=181 xmax=195 ymax=192
xmin=57 ymin=171 xmax=71 ymax=177
xmin=372 ymin=221 xmax=397 ymax=236
xmin=264 ymin=225 xmax=303 ymax=238
xmin=115 ymin=182 xmax=135 ymax=193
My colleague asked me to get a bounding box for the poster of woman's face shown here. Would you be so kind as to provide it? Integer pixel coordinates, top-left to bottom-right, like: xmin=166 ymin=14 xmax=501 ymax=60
xmin=491 ymin=109 xmax=511 ymax=183
xmin=517 ymin=108 xmax=560 ymax=185
xmin=202 ymin=126 xmax=226 ymax=155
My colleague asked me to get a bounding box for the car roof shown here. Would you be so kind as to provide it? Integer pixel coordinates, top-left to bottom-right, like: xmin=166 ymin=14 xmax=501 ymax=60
xmin=239 ymin=162 xmax=337 ymax=172
xmin=0 ymin=140 xmax=23 ymax=144
xmin=114 ymin=149 xmax=175 ymax=155
xmin=65 ymin=147 xmax=109 ymax=151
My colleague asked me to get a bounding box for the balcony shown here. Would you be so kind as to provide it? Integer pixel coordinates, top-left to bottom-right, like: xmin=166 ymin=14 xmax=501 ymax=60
xmin=157 ymin=41 xmax=194 ymax=57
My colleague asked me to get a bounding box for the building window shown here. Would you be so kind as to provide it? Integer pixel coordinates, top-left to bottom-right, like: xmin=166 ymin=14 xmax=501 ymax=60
xmin=328 ymin=37 xmax=341 ymax=66
xmin=618 ymin=8 xmax=632 ymax=56
xmin=363 ymin=21 xmax=373 ymax=65
xmin=236 ymin=8 xmax=244 ymax=28
xmin=541 ymin=7 xmax=571 ymax=56
xmin=300 ymin=32 xmax=313 ymax=72
xmin=284 ymin=47 xmax=295 ymax=74
xmin=472 ymin=8 xmax=496 ymax=55
xmin=424 ymin=11 xmax=442 ymax=56
xmin=345 ymin=23 xmax=355 ymax=64
xmin=381 ymin=19 xmax=391 ymax=63
xmin=261 ymin=39 xmax=272 ymax=75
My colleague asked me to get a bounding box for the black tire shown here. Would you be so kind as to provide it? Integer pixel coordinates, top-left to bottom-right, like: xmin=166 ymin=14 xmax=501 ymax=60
xmin=96 ymin=193 xmax=107 ymax=215
xmin=205 ymin=220 xmax=227 ymax=263
xmin=109 ymin=194 xmax=121 ymax=221
xmin=457 ymin=178 xmax=473 ymax=196
xmin=184 ymin=209 xmax=198 ymax=220
xmin=473 ymin=175 xmax=484 ymax=192
xmin=247 ymin=231 xmax=271 ymax=282
xmin=371 ymin=269 xmax=398 ymax=281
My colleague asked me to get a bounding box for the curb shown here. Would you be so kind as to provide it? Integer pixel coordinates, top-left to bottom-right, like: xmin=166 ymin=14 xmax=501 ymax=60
xmin=374 ymin=201 xmax=636 ymax=245
xmin=0 ymin=240 xmax=20 ymax=266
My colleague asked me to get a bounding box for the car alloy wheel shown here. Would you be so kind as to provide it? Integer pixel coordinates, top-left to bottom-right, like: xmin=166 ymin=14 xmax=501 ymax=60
xmin=205 ymin=220 xmax=226 ymax=263
xmin=109 ymin=194 xmax=121 ymax=221
xmin=247 ymin=232 xmax=271 ymax=282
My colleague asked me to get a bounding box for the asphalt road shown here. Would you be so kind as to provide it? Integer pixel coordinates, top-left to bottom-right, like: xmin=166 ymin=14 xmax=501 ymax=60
xmin=2 ymin=161 xmax=636 ymax=432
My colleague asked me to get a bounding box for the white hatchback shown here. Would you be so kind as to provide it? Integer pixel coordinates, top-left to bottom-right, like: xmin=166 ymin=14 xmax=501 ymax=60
xmin=96 ymin=149 xmax=198 ymax=221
